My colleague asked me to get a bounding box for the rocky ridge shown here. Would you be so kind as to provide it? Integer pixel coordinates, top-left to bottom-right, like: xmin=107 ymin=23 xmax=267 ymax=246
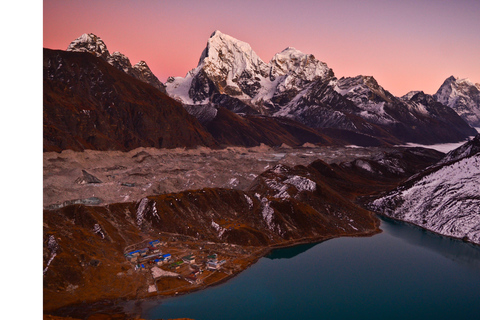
xmin=43 ymin=48 xmax=217 ymax=151
xmin=45 ymin=44 xmax=342 ymax=151
xmin=66 ymin=33 xmax=166 ymax=93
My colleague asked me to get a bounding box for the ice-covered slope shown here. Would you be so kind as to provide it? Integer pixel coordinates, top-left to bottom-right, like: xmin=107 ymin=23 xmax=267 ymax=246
xmin=434 ymin=76 xmax=480 ymax=127
xmin=371 ymin=136 xmax=480 ymax=244
xmin=66 ymin=33 xmax=166 ymax=92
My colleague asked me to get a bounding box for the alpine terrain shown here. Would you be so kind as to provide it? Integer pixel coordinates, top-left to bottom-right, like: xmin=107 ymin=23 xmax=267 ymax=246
xmin=370 ymin=134 xmax=480 ymax=245
xmin=167 ymin=30 xmax=477 ymax=145
xmin=43 ymin=31 xmax=479 ymax=320
xmin=43 ymin=47 xmax=218 ymax=151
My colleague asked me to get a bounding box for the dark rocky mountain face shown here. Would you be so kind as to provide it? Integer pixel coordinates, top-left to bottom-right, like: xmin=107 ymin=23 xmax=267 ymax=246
xmin=43 ymin=48 xmax=218 ymax=152
xmin=402 ymin=91 xmax=478 ymax=141
xmin=203 ymin=107 xmax=336 ymax=147
xmin=280 ymin=75 xmax=476 ymax=144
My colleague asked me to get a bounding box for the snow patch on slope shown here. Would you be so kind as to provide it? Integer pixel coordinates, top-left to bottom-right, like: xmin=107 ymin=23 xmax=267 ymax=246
xmin=136 ymin=197 xmax=149 ymax=227
xmin=211 ymin=220 xmax=226 ymax=238
xmin=260 ymin=197 xmax=276 ymax=230
xmin=44 ymin=235 xmax=59 ymax=275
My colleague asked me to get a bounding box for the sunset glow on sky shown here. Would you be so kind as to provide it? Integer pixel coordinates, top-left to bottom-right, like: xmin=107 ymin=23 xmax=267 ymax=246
xmin=43 ymin=0 xmax=480 ymax=96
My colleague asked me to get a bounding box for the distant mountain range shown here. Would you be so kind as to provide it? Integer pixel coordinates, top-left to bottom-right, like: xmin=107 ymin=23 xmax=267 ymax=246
xmin=167 ymin=30 xmax=477 ymax=144
xmin=44 ymin=31 xmax=479 ymax=152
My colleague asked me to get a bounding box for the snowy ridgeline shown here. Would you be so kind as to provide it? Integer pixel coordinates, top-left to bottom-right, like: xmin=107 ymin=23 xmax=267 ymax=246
xmin=371 ymin=154 xmax=480 ymax=244
xmin=166 ymin=30 xmax=332 ymax=106
xmin=263 ymin=175 xmax=316 ymax=200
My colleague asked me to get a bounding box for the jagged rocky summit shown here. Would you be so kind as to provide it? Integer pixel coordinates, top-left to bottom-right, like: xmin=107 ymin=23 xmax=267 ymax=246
xmin=370 ymin=134 xmax=480 ymax=245
xmin=434 ymin=76 xmax=480 ymax=127
xmin=167 ymin=30 xmax=476 ymax=145
xmin=166 ymin=30 xmax=334 ymax=114
xmin=67 ymin=33 xmax=166 ymax=93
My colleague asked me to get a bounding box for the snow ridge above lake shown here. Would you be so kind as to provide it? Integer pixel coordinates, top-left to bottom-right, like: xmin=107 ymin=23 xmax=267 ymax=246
xmin=371 ymin=152 xmax=480 ymax=245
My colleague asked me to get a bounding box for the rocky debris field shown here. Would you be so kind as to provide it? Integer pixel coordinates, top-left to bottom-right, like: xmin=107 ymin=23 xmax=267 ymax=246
xmin=44 ymin=144 xmax=398 ymax=209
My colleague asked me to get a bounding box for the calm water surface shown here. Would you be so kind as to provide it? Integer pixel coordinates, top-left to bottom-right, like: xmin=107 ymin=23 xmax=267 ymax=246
xmin=141 ymin=217 xmax=480 ymax=320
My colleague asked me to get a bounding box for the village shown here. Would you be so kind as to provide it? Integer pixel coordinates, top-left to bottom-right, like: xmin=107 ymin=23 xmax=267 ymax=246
xmin=123 ymin=233 xmax=264 ymax=295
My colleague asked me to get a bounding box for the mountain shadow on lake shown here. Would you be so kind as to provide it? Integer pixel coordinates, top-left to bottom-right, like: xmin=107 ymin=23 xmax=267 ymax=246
xmin=266 ymin=242 xmax=319 ymax=260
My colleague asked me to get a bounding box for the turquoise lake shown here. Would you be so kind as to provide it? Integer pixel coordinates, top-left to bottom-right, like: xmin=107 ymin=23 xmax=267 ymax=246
xmin=140 ymin=217 xmax=480 ymax=320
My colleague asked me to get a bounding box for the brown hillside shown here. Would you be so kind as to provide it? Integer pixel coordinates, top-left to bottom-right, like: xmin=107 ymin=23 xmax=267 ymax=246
xmin=43 ymin=49 xmax=217 ymax=152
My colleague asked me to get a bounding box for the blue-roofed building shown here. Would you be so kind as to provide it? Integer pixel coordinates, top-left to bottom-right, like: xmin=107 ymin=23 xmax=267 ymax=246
xmin=149 ymin=240 xmax=161 ymax=246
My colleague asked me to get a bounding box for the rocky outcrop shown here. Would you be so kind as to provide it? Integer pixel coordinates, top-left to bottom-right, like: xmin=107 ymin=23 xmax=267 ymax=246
xmin=75 ymin=170 xmax=102 ymax=184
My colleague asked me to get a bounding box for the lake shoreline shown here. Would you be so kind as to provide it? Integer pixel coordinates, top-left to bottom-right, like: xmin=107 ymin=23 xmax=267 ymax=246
xmin=46 ymin=222 xmax=382 ymax=320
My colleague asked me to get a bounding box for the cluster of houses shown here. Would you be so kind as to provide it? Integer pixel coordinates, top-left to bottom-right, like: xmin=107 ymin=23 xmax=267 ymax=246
xmin=124 ymin=239 xmax=227 ymax=276
xmin=124 ymin=240 xmax=171 ymax=269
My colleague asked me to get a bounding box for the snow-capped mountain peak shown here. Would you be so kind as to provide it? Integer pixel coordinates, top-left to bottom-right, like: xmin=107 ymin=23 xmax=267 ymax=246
xmin=166 ymin=30 xmax=334 ymax=109
xmin=166 ymin=30 xmax=273 ymax=106
xmin=199 ymin=30 xmax=270 ymax=95
xmin=401 ymin=91 xmax=422 ymax=101
xmin=67 ymin=33 xmax=110 ymax=59
xmin=269 ymin=47 xmax=333 ymax=81
xmin=201 ymin=30 xmax=263 ymax=64
xmin=434 ymin=75 xmax=480 ymax=127
xmin=107 ymin=51 xmax=133 ymax=73
xmin=164 ymin=31 xmax=476 ymax=145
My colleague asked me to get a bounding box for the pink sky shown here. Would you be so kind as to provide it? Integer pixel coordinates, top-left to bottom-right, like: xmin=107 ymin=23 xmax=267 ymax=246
xmin=43 ymin=0 xmax=480 ymax=96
